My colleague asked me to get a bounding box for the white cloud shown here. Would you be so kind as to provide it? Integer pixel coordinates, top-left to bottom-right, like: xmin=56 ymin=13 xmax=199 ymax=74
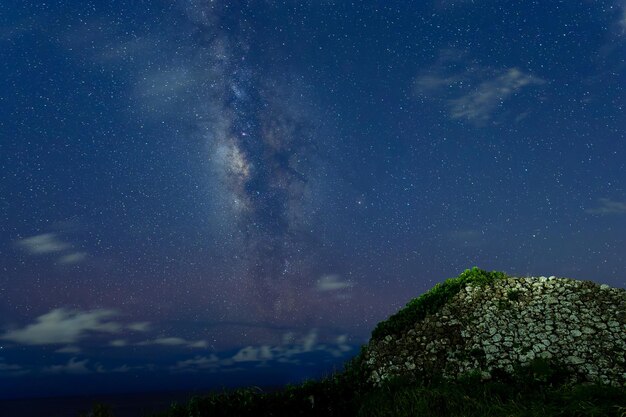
xmin=301 ymin=329 xmax=317 ymax=352
xmin=127 ymin=322 xmax=151 ymax=332
xmin=449 ymin=68 xmax=545 ymax=123
xmin=188 ymin=340 xmax=209 ymax=348
xmin=110 ymin=339 xmax=128 ymax=347
xmin=415 ymin=50 xmax=545 ymax=125
xmin=1 ymin=308 xmax=148 ymax=346
xmin=0 ymin=362 xmax=22 ymax=372
xmin=150 ymin=337 xmax=188 ymax=346
xmin=232 ymin=346 xmax=262 ymax=362
xmin=325 ymin=335 xmax=353 ymax=358
xmin=110 ymin=364 xmax=132 ymax=373
xmin=232 ymin=345 xmax=274 ymax=363
xmin=1 ymin=309 xmax=121 ymax=345
xmin=586 ymin=198 xmax=626 ymax=215
xmin=55 ymin=345 xmax=82 ymax=354
xmin=171 ymin=329 xmax=353 ymax=373
xmin=0 ymin=359 xmax=28 ymax=377
xmin=57 ymin=252 xmax=87 ymax=265
xmin=138 ymin=337 xmax=208 ymax=348
xmin=172 ymin=354 xmax=220 ymax=371
xmin=43 ymin=357 xmax=90 ymax=374
xmin=615 ymin=0 xmax=626 ymax=34
xmin=230 ymin=329 xmax=350 ymax=363
xmin=0 ymin=358 xmax=28 ymax=377
xmin=316 ymin=274 xmax=353 ymax=291
xmin=16 ymin=233 xmax=69 ymax=254
xmin=15 ymin=233 xmax=89 ymax=265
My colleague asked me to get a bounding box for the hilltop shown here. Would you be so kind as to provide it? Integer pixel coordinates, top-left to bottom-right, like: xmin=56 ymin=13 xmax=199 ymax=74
xmin=362 ymin=267 xmax=625 ymax=387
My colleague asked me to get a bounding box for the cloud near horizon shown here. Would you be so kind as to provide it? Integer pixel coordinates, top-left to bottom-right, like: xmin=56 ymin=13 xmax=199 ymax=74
xmin=172 ymin=329 xmax=352 ymax=372
xmin=1 ymin=308 xmax=150 ymax=346
xmin=43 ymin=357 xmax=90 ymax=375
xmin=137 ymin=337 xmax=208 ymax=348
xmin=0 ymin=361 xmax=23 ymax=372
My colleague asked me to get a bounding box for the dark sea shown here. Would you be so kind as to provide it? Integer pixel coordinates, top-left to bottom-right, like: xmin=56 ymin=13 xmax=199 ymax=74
xmin=0 ymin=391 xmax=200 ymax=417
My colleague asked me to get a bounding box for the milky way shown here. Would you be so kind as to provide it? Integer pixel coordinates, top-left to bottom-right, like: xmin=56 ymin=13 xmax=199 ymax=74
xmin=185 ymin=1 xmax=321 ymax=319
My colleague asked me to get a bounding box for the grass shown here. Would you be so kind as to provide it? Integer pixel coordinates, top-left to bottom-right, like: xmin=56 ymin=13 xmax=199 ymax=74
xmin=371 ymin=267 xmax=508 ymax=340
xmin=130 ymin=369 xmax=625 ymax=417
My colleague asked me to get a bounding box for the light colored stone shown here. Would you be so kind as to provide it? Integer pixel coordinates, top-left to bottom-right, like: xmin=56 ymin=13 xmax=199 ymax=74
xmin=365 ymin=276 xmax=625 ymax=388
xmin=567 ymin=356 xmax=585 ymax=365
xmin=582 ymin=327 xmax=596 ymax=334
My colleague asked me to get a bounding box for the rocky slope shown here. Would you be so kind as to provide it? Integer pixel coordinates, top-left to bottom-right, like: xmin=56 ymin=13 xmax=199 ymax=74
xmin=360 ymin=268 xmax=626 ymax=388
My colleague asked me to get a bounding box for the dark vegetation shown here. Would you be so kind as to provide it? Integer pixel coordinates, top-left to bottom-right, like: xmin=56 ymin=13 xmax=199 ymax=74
xmin=79 ymin=268 xmax=626 ymax=417
xmin=82 ymin=371 xmax=626 ymax=417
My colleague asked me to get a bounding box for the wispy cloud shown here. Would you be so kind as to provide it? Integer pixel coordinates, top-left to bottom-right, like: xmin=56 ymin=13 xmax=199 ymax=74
xmin=43 ymin=357 xmax=90 ymax=374
xmin=0 ymin=362 xmax=22 ymax=372
xmin=57 ymin=252 xmax=88 ymax=265
xmin=0 ymin=359 xmax=28 ymax=377
xmin=171 ymin=354 xmax=220 ymax=371
xmin=414 ymin=49 xmax=545 ymax=125
xmin=172 ymin=329 xmax=353 ymax=372
xmin=315 ymin=274 xmax=353 ymax=292
xmin=15 ymin=233 xmax=88 ymax=265
xmin=16 ymin=233 xmax=69 ymax=254
xmin=232 ymin=345 xmax=275 ymax=363
xmin=1 ymin=308 xmax=149 ymax=345
xmin=447 ymin=229 xmax=485 ymax=247
xmin=448 ymin=68 xmax=545 ymax=123
xmin=109 ymin=339 xmax=128 ymax=347
xmin=127 ymin=322 xmax=151 ymax=332
xmin=55 ymin=345 xmax=82 ymax=354
xmin=613 ymin=0 xmax=626 ymax=35
xmin=586 ymin=198 xmax=626 ymax=215
xmin=137 ymin=337 xmax=208 ymax=348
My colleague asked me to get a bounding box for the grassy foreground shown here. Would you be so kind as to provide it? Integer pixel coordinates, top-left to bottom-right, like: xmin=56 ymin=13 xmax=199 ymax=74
xmin=84 ymin=372 xmax=626 ymax=417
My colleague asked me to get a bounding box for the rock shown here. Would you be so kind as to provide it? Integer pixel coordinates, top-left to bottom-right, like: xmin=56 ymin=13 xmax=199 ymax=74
xmin=363 ymin=271 xmax=626 ymax=388
xmin=567 ymin=356 xmax=585 ymax=365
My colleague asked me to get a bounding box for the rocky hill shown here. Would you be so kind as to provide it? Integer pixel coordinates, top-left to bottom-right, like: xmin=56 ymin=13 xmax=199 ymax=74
xmin=359 ymin=268 xmax=626 ymax=388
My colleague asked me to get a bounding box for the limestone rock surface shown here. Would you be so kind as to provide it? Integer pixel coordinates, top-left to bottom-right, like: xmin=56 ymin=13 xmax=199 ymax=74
xmin=362 ymin=275 xmax=626 ymax=387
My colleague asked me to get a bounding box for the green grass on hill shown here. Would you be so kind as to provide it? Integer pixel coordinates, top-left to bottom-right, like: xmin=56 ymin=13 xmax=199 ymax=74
xmin=371 ymin=267 xmax=508 ymax=341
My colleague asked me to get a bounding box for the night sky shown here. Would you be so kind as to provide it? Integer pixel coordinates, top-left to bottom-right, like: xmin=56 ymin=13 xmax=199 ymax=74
xmin=1 ymin=0 xmax=625 ymax=399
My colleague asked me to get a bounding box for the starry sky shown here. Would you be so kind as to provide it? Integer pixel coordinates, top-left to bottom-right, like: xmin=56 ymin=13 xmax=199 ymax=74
xmin=0 ymin=0 xmax=625 ymax=399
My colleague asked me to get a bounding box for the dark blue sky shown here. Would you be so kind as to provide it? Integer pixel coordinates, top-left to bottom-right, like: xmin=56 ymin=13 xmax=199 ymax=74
xmin=0 ymin=0 xmax=625 ymax=399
